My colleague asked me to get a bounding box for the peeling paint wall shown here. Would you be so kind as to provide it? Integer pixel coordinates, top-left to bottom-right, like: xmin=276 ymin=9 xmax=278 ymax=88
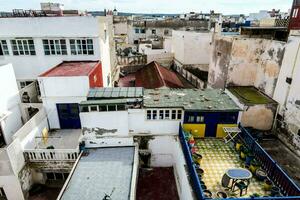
xmin=209 ymin=35 xmax=285 ymax=97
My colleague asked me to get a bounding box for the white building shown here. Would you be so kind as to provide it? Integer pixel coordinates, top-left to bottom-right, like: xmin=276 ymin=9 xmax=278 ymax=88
xmin=273 ymin=36 xmax=300 ymax=151
xmin=0 ymin=15 xmax=115 ymax=88
xmin=172 ymin=30 xmax=212 ymax=68
xmin=38 ymin=61 xmax=103 ymax=129
xmin=0 ymin=63 xmax=23 ymax=146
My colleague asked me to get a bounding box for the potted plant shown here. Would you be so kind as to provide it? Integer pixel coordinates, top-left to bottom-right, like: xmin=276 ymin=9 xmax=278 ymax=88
xmin=263 ymin=178 xmax=273 ymax=191
xmin=245 ymin=152 xmax=255 ymax=166
xmin=235 ymin=139 xmax=243 ymax=151
xmin=192 ymin=153 xmax=203 ymax=165
xmin=240 ymin=146 xmax=249 ymax=160
xmin=250 ymin=159 xmax=261 ymax=173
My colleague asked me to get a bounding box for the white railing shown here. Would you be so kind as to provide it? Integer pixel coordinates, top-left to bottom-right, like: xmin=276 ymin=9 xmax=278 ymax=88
xmin=24 ymin=149 xmax=79 ymax=162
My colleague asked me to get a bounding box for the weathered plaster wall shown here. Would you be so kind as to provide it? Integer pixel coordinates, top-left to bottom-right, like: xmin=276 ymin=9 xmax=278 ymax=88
xmin=209 ymin=36 xmax=285 ymax=97
xmin=240 ymin=105 xmax=277 ymax=131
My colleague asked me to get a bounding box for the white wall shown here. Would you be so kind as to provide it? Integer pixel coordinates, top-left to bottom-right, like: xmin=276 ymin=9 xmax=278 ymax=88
xmin=42 ymin=97 xmax=86 ymax=129
xmin=0 ymin=63 xmax=23 ymax=144
xmin=38 ymin=76 xmax=89 ymax=129
xmin=0 ymin=16 xmax=110 ymax=80
xmin=128 ymin=109 xmax=181 ymax=135
xmin=146 ymin=136 xmax=194 ymax=200
xmin=273 ymin=36 xmax=300 ymax=134
xmin=80 ymin=111 xmax=129 ymax=136
xmin=0 ymin=175 xmax=24 ymax=200
xmin=39 ymin=76 xmax=90 ymax=97
xmin=172 ymin=30 xmax=212 ymax=65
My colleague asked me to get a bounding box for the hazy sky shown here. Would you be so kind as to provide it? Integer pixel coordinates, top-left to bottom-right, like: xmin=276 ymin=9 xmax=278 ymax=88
xmin=0 ymin=0 xmax=293 ymax=15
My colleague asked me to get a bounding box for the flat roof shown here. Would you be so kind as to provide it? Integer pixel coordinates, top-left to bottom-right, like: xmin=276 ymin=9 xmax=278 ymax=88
xmin=60 ymin=147 xmax=135 ymax=200
xmin=87 ymin=87 xmax=144 ymax=100
xmin=144 ymin=88 xmax=241 ymax=111
xmin=39 ymin=61 xmax=100 ymax=77
xmin=228 ymin=86 xmax=276 ymax=105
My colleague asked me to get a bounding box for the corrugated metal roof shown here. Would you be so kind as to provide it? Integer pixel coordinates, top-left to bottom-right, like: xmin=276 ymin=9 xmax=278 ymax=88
xmin=143 ymin=88 xmax=241 ymax=111
xmin=87 ymin=87 xmax=143 ymax=100
xmin=60 ymin=147 xmax=135 ymax=200
xmin=80 ymin=98 xmax=142 ymax=105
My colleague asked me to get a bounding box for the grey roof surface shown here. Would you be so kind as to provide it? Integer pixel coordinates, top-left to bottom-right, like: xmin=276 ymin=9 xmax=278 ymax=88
xmin=60 ymin=147 xmax=135 ymax=200
xmin=144 ymin=88 xmax=241 ymax=111
xmin=87 ymin=87 xmax=143 ymax=100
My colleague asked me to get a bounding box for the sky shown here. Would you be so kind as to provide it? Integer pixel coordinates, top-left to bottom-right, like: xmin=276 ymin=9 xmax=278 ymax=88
xmin=0 ymin=0 xmax=294 ymax=15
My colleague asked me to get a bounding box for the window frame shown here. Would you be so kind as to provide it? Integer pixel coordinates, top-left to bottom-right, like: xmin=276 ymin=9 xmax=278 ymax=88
xmin=0 ymin=40 xmax=9 ymax=55
xmin=11 ymin=39 xmax=36 ymax=56
xmin=43 ymin=39 xmax=67 ymax=55
xmin=89 ymin=105 xmax=99 ymax=112
xmin=69 ymin=38 xmax=94 ymax=55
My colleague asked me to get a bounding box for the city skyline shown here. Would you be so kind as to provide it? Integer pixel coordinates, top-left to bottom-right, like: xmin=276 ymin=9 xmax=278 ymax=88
xmin=0 ymin=0 xmax=294 ymax=15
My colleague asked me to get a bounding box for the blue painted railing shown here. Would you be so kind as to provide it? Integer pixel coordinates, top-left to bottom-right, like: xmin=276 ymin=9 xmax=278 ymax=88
xmin=179 ymin=124 xmax=300 ymax=200
xmin=179 ymin=125 xmax=205 ymax=200
xmin=238 ymin=125 xmax=300 ymax=198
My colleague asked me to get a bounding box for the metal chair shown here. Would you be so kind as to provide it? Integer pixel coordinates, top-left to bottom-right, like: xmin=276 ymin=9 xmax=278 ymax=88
xmin=233 ymin=180 xmax=250 ymax=196
xmin=221 ymin=173 xmax=231 ymax=188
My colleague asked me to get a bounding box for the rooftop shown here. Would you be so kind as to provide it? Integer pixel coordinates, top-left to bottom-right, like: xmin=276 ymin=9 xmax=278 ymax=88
xmin=144 ymin=88 xmax=241 ymax=111
xmin=228 ymin=86 xmax=276 ymax=105
xmin=39 ymin=61 xmax=100 ymax=77
xmin=87 ymin=87 xmax=144 ymax=100
xmin=135 ymin=61 xmax=184 ymax=89
xmin=59 ymin=147 xmax=135 ymax=200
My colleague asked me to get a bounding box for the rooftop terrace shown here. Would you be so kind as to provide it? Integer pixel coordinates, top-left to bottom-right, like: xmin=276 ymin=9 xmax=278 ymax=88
xmin=144 ymin=88 xmax=241 ymax=111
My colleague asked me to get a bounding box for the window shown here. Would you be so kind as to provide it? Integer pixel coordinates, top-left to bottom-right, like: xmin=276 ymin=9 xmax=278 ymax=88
xmin=108 ymin=105 xmax=116 ymax=111
xmin=141 ymin=29 xmax=146 ymax=34
xmin=146 ymin=109 xmax=182 ymax=120
xmin=0 ymin=40 xmax=9 ymax=55
xmin=152 ymin=29 xmax=156 ymax=34
xmin=81 ymin=106 xmax=89 ymax=112
xmin=43 ymin=39 xmax=67 ymax=55
xmin=89 ymin=105 xmax=98 ymax=112
xmin=134 ymin=40 xmax=139 ymax=44
xmin=293 ymin=8 xmax=299 ymax=18
xmin=152 ymin=110 xmax=157 ymax=120
xmin=11 ymin=39 xmax=36 ymax=55
xmin=70 ymin=39 xmax=94 ymax=55
xmin=135 ymin=28 xmax=140 ymax=33
xmin=196 ymin=115 xmax=204 ymax=123
xmin=165 ymin=110 xmax=170 ymax=119
xmin=99 ymin=105 xmax=108 ymax=112
xmin=172 ymin=110 xmax=176 ymax=120
xmin=188 ymin=115 xmax=195 ymax=123
xmin=117 ymin=104 xmax=126 ymax=111
xmin=164 ymin=29 xmax=169 ymax=35
xmin=20 ymin=81 xmax=33 ymax=89
xmin=147 ymin=110 xmax=152 ymax=120
xmin=177 ymin=110 xmax=182 ymax=120
xmin=104 ymin=30 xmax=107 ymax=42
xmin=159 ymin=110 xmax=164 ymax=119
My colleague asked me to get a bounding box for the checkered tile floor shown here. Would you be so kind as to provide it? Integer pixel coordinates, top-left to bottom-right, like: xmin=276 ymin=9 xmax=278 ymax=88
xmin=195 ymin=138 xmax=272 ymax=198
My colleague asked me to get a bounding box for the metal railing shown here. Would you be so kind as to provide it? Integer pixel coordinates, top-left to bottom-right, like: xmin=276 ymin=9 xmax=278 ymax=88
xmin=24 ymin=149 xmax=79 ymax=162
xmin=179 ymin=125 xmax=205 ymax=200
xmin=179 ymin=124 xmax=300 ymax=200
xmin=239 ymin=125 xmax=300 ymax=198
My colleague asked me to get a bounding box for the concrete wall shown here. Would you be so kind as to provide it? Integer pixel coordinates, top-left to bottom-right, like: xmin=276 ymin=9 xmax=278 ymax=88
xmin=209 ymin=35 xmax=285 ymax=97
xmin=0 ymin=63 xmax=23 ymax=144
xmin=0 ymin=175 xmax=24 ymax=200
xmin=146 ymin=136 xmax=194 ymax=200
xmin=274 ymin=36 xmax=300 ymax=137
xmin=172 ymin=30 xmax=212 ymax=66
xmin=0 ymin=16 xmax=113 ymax=82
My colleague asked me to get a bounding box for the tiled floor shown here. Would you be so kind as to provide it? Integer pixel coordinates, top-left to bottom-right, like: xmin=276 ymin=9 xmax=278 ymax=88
xmin=195 ymin=138 xmax=271 ymax=198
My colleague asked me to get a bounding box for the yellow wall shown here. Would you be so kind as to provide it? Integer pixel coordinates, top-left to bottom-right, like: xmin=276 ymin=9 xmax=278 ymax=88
xmin=216 ymin=124 xmax=238 ymax=138
xmin=183 ymin=124 xmax=206 ymax=138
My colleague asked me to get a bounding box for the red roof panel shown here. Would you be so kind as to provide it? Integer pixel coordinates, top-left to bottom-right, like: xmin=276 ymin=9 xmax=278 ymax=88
xmin=39 ymin=61 xmax=100 ymax=77
xmin=135 ymin=61 xmax=184 ymax=89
